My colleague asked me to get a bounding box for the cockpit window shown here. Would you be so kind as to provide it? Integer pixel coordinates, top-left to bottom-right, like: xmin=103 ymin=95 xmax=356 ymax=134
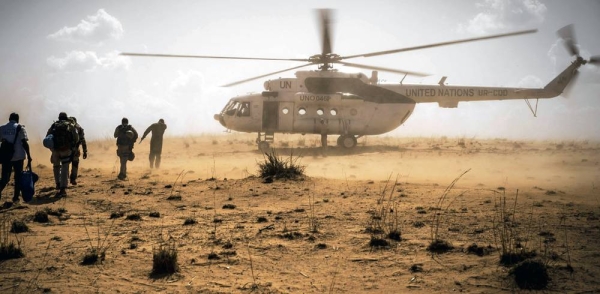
xmin=222 ymin=101 xmax=250 ymax=117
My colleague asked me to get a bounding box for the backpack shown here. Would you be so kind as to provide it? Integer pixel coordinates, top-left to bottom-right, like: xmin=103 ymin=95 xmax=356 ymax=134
xmin=52 ymin=120 xmax=79 ymax=151
xmin=116 ymin=125 xmax=133 ymax=146
xmin=0 ymin=125 xmax=21 ymax=163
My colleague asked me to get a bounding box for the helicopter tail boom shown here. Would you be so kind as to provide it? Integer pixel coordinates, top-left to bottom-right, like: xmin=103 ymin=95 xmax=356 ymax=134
xmin=541 ymin=58 xmax=582 ymax=98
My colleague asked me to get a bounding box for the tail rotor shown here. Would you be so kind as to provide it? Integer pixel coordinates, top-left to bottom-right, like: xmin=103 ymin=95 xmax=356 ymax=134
xmin=555 ymin=25 xmax=599 ymax=98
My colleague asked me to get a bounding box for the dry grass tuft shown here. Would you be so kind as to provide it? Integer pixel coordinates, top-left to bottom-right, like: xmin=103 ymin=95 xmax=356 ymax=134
xmin=1 ymin=217 xmax=24 ymax=260
xmin=152 ymin=240 xmax=179 ymax=276
xmin=258 ymin=150 xmax=305 ymax=180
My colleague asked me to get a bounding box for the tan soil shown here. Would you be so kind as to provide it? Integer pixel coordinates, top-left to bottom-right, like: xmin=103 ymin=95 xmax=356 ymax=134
xmin=1 ymin=134 xmax=599 ymax=293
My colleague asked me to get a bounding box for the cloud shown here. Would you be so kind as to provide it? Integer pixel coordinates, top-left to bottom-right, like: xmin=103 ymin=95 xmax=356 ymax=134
xmin=47 ymin=9 xmax=124 ymax=45
xmin=169 ymin=70 xmax=206 ymax=98
xmin=517 ymin=75 xmax=543 ymax=87
xmin=47 ymin=50 xmax=130 ymax=72
xmin=459 ymin=0 xmax=547 ymax=34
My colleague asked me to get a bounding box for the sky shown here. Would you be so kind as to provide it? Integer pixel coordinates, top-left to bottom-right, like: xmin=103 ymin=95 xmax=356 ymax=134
xmin=0 ymin=0 xmax=599 ymax=142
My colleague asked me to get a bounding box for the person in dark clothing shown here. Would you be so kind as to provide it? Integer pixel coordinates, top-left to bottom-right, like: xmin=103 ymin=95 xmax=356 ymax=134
xmin=69 ymin=117 xmax=88 ymax=185
xmin=0 ymin=112 xmax=33 ymax=203
xmin=114 ymin=117 xmax=138 ymax=180
xmin=140 ymin=119 xmax=167 ymax=168
xmin=46 ymin=112 xmax=79 ymax=197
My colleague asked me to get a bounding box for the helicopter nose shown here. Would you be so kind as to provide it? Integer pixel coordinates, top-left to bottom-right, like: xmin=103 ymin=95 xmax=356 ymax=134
xmin=214 ymin=114 xmax=226 ymax=127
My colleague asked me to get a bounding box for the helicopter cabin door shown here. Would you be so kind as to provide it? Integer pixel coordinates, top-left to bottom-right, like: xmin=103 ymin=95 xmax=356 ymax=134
xmin=278 ymin=102 xmax=294 ymax=132
xmin=262 ymin=101 xmax=279 ymax=132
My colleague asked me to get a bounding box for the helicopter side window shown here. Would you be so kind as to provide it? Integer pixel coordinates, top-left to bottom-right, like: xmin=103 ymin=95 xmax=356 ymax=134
xmin=298 ymin=108 xmax=307 ymax=115
xmin=282 ymin=107 xmax=289 ymax=114
xmin=237 ymin=102 xmax=250 ymax=117
xmin=330 ymin=109 xmax=338 ymax=116
xmin=317 ymin=108 xmax=324 ymax=116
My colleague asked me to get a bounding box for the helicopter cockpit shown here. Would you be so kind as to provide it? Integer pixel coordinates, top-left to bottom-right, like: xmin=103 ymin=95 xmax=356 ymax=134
xmin=221 ymin=100 xmax=251 ymax=117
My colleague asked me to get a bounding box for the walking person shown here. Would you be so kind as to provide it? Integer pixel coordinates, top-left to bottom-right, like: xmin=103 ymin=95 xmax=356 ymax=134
xmin=46 ymin=112 xmax=79 ymax=197
xmin=69 ymin=117 xmax=88 ymax=185
xmin=114 ymin=117 xmax=138 ymax=180
xmin=0 ymin=113 xmax=33 ymax=204
xmin=140 ymin=119 xmax=167 ymax=168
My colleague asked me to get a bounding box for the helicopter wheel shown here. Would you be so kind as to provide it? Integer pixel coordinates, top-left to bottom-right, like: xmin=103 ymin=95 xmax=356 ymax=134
xmin=337 ymin=135 xmax=357 ymax=149
xmin=258 ymin=141 xmax=270 ymax=153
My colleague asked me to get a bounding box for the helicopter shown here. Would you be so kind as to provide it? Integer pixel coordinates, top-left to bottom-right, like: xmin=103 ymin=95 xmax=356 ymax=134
xmin=122 ymin=10 xmax=598 ymax=152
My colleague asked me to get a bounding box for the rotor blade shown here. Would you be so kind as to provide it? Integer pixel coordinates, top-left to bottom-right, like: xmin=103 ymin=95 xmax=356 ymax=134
xmin=318 ymin=9 xmax=334 ymax=56
xmin=221 ymin=63 xmax=314 ymax=87
xmin=342 ymin=29 xmax=537 ymax=59
xmin=589 ymin=55 xmax=600 ymax=65
xmin=120 ymin=52 xmax=308 ymax=62
xmin=556 ymin=24 xmax=579 ymax=56
xmin=336 ymin=61 xmax=430 ymax=77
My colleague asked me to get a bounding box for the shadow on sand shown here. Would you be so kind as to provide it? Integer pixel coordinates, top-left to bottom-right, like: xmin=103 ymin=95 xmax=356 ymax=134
xmin=254 ymin=145 xmax=406 ymax=157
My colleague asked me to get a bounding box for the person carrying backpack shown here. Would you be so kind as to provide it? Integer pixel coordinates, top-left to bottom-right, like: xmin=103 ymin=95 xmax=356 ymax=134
xmin=0 ymin=113 xmax=33 ymax=204
xmin=46 ymin=112 xmax=79 ymax=197
xmin=68 ymin=117 xmax=88 ymax=185
xmin=114 ymin=117 xmax=138 ymax=180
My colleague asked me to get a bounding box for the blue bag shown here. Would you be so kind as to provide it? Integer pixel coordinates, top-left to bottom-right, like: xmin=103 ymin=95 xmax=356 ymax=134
xmin=21 ymin=168 xmax=39 ymax=202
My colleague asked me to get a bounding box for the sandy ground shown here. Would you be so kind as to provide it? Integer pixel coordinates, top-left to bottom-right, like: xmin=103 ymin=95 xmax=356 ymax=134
xmin=1 ymin=134 xmax=599 ymax=293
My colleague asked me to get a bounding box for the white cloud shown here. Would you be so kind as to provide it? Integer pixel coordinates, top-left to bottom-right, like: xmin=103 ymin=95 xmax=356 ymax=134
xmin=99 ymin=51 xmax=131 ymax=71
xmin=47 ymin=51 xmax=100 ymax=72
xmin=170 ymin=70 xmax=205 ymax=98
xmin=459 ymin=0 xmax=547 ymax=34
xmin=517 ymin=75 xmax=543 ymax=87
xmin=47 ymin=9 xmax=124 ymax=45
xmin=47 ymin=50 xmax=130 ymax=72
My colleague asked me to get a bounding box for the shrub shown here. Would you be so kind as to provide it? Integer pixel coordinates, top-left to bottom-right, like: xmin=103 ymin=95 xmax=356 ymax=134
xmin=511 ymin=259 xmax=549 ymax=290
xmin=257 ymin=150 xmax=305 ymax=180
xmin=152 ymin=242 xmax=179 ymax=275
xmin=183 ymin=217 xmax=197 ymax=226
xmin=126 ymin=213 xmax=142 ymax=221
xmin=427 ymin=239 xmax=453 ymax=253
xmin=34 ymin=210 xmax=49 ymax=223
xmin=10 ymin=220 xmax=29 ymax=233
xmin=81 ymin=248 xmax=105 ymax=265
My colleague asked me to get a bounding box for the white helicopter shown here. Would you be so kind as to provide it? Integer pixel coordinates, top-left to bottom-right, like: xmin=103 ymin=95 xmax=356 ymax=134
xmin=122 ymin=10 xmax=598 ymax=151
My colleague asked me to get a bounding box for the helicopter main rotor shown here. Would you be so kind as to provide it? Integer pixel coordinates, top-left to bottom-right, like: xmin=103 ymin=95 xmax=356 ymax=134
xmin=121 ymin=9 xmax=537 ymax=87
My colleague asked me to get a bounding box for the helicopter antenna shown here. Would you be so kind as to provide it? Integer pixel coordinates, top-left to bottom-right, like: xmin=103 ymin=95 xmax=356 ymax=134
xmin=400 ymin=74 xmax=407 ymax=85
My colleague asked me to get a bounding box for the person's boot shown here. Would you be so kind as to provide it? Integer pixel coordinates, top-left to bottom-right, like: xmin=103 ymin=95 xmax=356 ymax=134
xmin=55 ymin=188 xmax=67 ymax=198
xmin=70 ymin=177 xmax=77 ymax=186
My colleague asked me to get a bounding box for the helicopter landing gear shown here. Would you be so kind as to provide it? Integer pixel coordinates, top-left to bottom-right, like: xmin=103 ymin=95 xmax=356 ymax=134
xmin=258 ymin=141 xmax=270 ymax=153
xmin=257 ymin=132 xmax=274 ymax=153
xmin=337 ymin=135 xmax=357 ymax=149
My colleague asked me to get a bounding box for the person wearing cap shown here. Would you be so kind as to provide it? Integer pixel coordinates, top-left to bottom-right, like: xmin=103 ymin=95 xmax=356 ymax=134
xmin=114 ymin=117 xmax=138 ymax=180
xmin=68 ymin=116 xmax=88 ymax=185
xmin=0 ymin=112 xmax=33 ymax=204
xmin=46 ymin=112 xmax=79 ymax=197
xmin=140 ymin=119 xmax=167 ymax=168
